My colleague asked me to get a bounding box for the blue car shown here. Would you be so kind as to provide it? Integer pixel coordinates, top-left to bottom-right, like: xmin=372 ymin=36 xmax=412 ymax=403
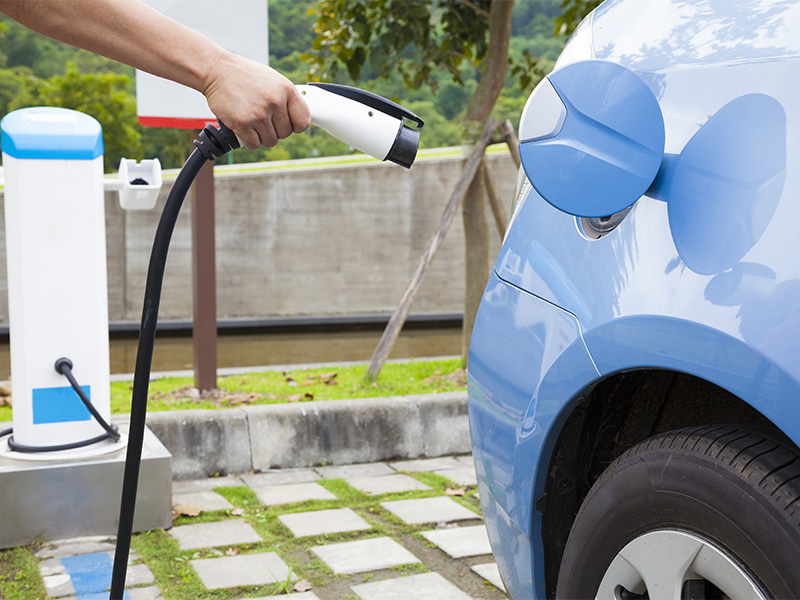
xmin=468 ymin=1 xmax=800 ymax=598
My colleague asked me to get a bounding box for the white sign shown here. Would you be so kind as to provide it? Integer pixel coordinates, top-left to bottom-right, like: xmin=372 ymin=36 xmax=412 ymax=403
xmin=136 ymin=0 xmax=269 ymax=129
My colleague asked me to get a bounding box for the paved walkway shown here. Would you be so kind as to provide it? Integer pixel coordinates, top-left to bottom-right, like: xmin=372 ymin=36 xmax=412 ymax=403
xmin=33 ymin=455 xmax=507 ymax=599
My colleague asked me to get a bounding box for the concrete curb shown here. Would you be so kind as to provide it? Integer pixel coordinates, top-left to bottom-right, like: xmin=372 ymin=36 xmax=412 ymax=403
xmin=146 ymin=392 xmax=469 ymax=480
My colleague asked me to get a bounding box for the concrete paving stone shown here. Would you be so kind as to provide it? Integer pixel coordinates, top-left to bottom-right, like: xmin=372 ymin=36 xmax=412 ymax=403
xmin=351 ymin=572 xmax=474 ymax=599
xmin=311 ymin=537 xmax=420 ymax=574
xmin=346 ymin=474 xmax=432 ymax=495
xmin=173 ymin=490 xmax=233 ymax=511
xmin=471 ymin=562 xmax=506 ymax=593
xmin=315 ymin=462 xmax=394 ymax=479
xmin=433 ymin=465 xmax=478 ymax=487
xmin=61 ymin=588 xmax=163 ymax=600
xmin=170 ymin=519 xmax=262 ymax=550
xmin=126 ymin=587 xmax=164 ymax=600
xmin=171 ymin=476 xmax=245 ymax=494
xmin=190 ymin=552 xmax=297 ymax=590
xmin=246 ymin=594 xmax=320 ymax=600
xmin=421 ymin=525 xmax=492 ymax=558
xmin=241 ymin=468 xmax=319 ymax=487
xmin=253 ymin=481 xmax=337 ymax=506
xmin=125 ymin=563 xmax=156 ymax=586
xmin=102 ymin=550 xmax=139 ymax=565
xmin=39 ymin=557 xmax=66 ymax=577
xmin=381 ymin=497 xmax=479 ymax=525
xmin=43 ymin=572 xmax=74 ymax=597
xmin=35 ymin=540 xmax=116 ymax=559
xmin=60 ymin=551 xmax=116 ymax=597
xmin=389 ymin=457 xmax=462 ymax=472
xmin=454 ymin=455 xmax=476 ymax=467
xmin=278 ymin=507 xmax=372 ymax=538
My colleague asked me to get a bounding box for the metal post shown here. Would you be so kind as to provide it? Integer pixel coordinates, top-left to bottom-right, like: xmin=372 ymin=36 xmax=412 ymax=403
xmin=191 ymin=159 xmax=218 ymax=390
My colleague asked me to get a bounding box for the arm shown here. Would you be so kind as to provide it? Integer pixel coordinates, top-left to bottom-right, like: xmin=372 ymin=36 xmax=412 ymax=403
xmin=0 ymin=0 xmax=310 ymax=149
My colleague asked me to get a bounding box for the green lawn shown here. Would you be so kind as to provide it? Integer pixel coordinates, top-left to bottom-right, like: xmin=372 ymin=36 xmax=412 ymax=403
xmin=107 ymin=358 xmax=467 ymax=414
xmin=0 ymin=358 xmax=466 ymax=423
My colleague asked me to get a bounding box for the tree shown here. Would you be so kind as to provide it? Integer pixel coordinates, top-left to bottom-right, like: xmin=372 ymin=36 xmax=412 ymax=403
xmin=11 ymin=63 xmax=142 ymax=171
xmin=304 ymin=0 xmax=521 ymax=365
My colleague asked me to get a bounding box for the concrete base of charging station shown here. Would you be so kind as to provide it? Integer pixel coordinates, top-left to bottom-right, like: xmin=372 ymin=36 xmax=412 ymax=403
xmin=0 ymin=419 xmax=172 ymax=549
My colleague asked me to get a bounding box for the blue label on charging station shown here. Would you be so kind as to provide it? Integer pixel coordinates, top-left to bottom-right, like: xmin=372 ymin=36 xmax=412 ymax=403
xmin=32 ymin=385 xmax=92 ymax=424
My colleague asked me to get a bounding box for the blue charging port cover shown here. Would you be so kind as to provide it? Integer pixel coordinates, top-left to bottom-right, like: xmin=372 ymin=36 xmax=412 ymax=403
xmin=519 ymin=60 xmax=665 ymax=218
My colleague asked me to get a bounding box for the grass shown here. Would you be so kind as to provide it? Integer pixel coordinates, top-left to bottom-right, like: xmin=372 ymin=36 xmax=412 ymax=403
xmin=128 ymin=471 xmax=483 ymax=600
xmin=106 ymin=357 xmax=466 ymax=415
xmin=0 ymin=357 xmax=466 ymax=421
xmin=0 ymin=471 xmax=485 ymax=600
xmin=0 ymin=546 xmax=46 ymax=600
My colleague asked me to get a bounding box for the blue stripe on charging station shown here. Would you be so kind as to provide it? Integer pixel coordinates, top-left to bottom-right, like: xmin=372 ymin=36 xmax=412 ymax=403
xmin=32 ymin=385 xmax=92 ymax=424
xmin=61 ymin=552 xmax=131 ymax=599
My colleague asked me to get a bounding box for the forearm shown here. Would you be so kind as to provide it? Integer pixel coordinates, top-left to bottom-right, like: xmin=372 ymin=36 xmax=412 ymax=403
xmin=0 ymin=0 xmax=311 ymax=149
xmin=0 ymin=0 xmax=222 ymax=94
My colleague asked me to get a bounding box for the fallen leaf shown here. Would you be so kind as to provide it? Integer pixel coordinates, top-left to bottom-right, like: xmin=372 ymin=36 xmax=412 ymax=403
xmin=230 ymin=508 xmax=245 ymax=516
xmin=324 ymin=379 xmax=338 ymax=386
xmin=287 ymin=394 xmax=304 ymax=402
xmin=0 ymin=386 xmax=11 ymax=397
xmin=304 ymin=392 xmax=314 ymax=400
xmin=225 ymin=547 xmax=240 ymax=556
xmin=321 ymin=372 xmax=338 ymax=382
xmin=446 ymin=487 xmax=466 ymax=497
xmin=174 ymin=504 xmax=203 ymax=517
xmin=294 ymin=579 xmax=312 ymax=592
xmin=301 ymin=380 xmax=315 ymax=387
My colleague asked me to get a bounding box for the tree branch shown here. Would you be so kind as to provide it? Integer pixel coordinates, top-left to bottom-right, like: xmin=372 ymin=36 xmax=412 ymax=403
xmin=453 ymin=0 xmax=491 ymax=20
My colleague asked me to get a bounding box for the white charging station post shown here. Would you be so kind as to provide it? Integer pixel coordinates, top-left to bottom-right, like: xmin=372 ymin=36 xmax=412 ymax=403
xmin=1 ymin=107 xmax=113 ymax=452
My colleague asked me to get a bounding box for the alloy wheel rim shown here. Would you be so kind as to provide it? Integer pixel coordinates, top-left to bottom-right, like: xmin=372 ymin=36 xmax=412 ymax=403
xmin=596 ymin=529 xmax=768 ymax=600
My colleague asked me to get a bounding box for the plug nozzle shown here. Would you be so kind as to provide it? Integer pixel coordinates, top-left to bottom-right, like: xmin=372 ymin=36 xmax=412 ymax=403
xmin=387 ymin=124 xmax=420 ymax=169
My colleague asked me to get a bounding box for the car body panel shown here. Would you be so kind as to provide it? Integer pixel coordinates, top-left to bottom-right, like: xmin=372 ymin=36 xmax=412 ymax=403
xmin=469 ymin=271 xmax=599 ymax=598
xmin=468 ymin=0 xmax=800 ymax=597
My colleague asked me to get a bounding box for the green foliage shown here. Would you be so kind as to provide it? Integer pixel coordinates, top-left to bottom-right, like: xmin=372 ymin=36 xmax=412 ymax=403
xmin=554 ymin=0 xmax=603 ymax=36
xmin=268 ymin=0 xmax=317 ymax=60
xmin=10 ymin=63 xmax=142 ymax=171
xmin=304 ymin=0 xmax=492 ymax=91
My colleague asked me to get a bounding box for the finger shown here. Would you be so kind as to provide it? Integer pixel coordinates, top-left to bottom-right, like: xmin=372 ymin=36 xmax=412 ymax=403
xmin=272 ymin=108 xmax=294 ymax=140
xmin=236 ymin=128 xmax=261 ymax=151
xmin=288 ymin=94 xmax=312 ymax=133
xmin=272 ymin=111 xmax=293 ymax=140
xmin=256 ymin=121 xmax=278 ymax=148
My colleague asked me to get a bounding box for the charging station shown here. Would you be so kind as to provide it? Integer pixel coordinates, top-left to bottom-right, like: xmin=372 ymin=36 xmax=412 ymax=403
xmin=0 ymin=107 xmax=172 ymax=548
xmin=1 ymin=107 xmax=115 ymax=453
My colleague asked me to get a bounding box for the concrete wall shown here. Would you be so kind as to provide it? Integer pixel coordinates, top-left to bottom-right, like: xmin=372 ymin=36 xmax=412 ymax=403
xmin=0 ymin=152 xmax=516 ymax=325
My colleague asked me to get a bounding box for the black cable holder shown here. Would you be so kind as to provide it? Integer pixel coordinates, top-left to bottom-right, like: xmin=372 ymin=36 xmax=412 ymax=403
xmin=110 ymin=122 xmax=239 ymax=599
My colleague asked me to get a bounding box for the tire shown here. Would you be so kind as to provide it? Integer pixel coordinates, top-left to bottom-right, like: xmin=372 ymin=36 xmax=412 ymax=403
xmin=556 ymin=425 xmax=800 ymax=599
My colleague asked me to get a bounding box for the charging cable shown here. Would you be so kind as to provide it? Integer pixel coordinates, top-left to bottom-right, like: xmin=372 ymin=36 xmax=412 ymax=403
xmin=109 ymin=121 xmax=239 ymax=599
xmin=0 ymin=357 xmax=120 ymax=452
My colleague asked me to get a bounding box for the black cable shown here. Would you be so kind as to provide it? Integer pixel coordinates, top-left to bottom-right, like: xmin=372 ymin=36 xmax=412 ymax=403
xmin=110 ymin=122 xmax=238 ymax=599
xmin=3 ymin=357 xmax=120 ymax=453
xmin=55 ymin=357 xmax=120 ymax=441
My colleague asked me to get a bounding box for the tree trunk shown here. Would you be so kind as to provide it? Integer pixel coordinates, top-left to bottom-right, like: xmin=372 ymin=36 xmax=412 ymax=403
xmin=460 ymin=0 xmax=514 ymax=365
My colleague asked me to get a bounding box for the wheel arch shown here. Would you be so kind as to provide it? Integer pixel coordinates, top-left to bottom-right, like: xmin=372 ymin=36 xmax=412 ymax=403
xmin=533 ymin=315 xmax=800 ymax=597
xmin=538 ymin=367 xmax=799 ymax=597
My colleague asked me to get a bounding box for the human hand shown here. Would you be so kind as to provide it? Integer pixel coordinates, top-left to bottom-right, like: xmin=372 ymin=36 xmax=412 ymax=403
xmin=202 ymin=50 xmax=311 ymax=150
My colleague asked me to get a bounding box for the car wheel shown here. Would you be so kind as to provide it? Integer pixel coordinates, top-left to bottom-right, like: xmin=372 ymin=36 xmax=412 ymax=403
xmin=556 ymin=425 xmax=800 ymax=599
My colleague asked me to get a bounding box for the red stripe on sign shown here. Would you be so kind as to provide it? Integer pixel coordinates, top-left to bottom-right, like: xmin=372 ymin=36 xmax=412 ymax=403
xmin=138 ymin=116 xmax=218 ymax=129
